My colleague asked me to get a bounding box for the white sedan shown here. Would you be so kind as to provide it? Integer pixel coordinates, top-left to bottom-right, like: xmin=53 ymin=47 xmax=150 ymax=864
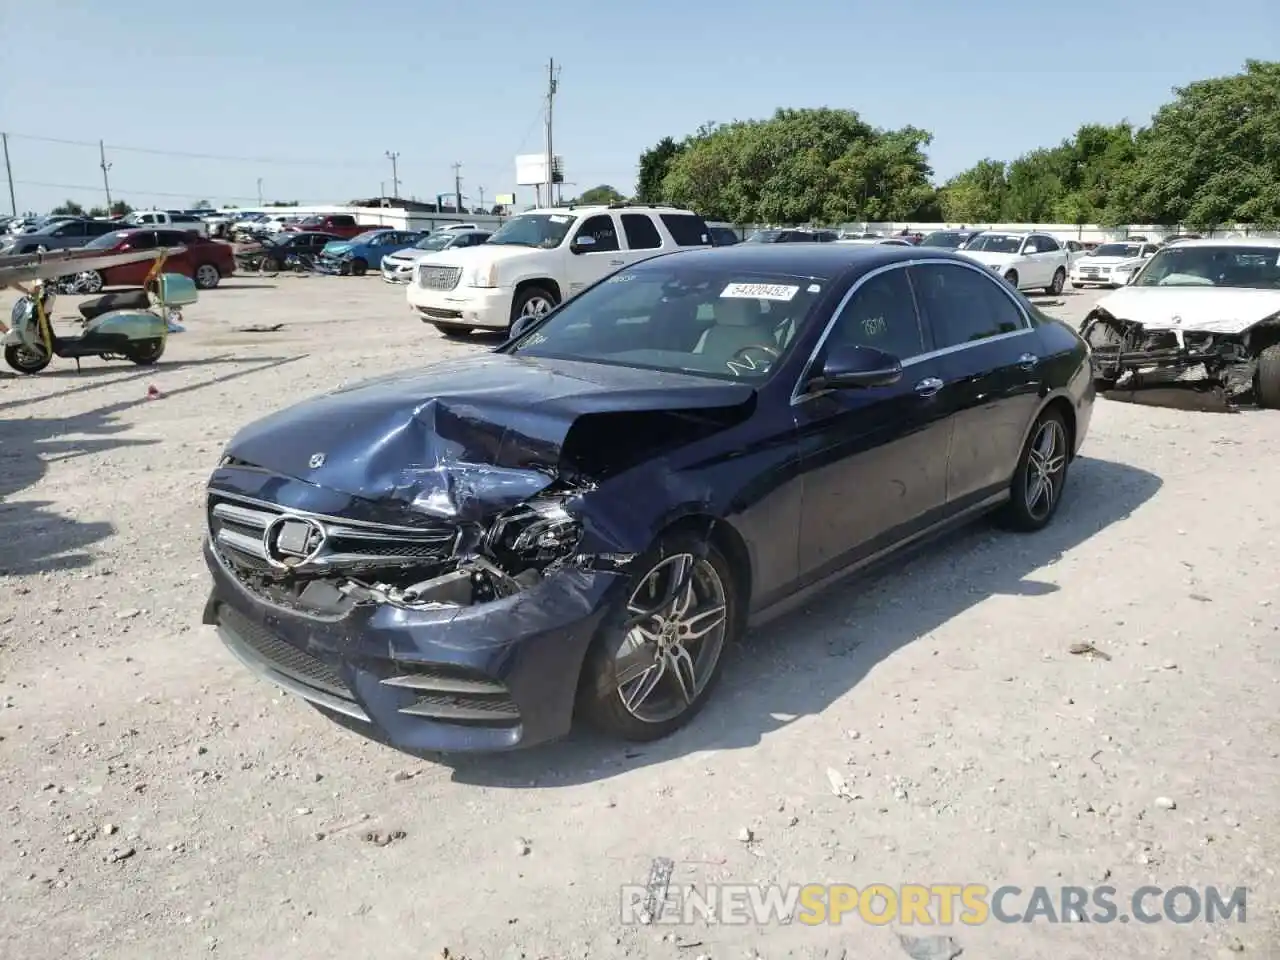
xmin=958 ymin=231 xmax=1072 ymax=295
xmin=1070 ymin=241 xmax=1161 ymax=288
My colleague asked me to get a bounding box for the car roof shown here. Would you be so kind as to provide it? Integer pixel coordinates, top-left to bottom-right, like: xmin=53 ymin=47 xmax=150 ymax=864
xmin=631 ymin=242 xmax=974 ymax=279
xmin=1165 ymin=237 xmax=1280 ymax=249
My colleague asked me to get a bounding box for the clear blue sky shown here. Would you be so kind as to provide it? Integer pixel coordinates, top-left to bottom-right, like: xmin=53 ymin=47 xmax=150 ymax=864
xmin=3 ymin=0 xmax=1272 ymax=213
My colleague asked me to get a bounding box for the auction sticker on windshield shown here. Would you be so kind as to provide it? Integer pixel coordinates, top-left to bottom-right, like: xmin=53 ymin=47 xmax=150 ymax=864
xmin=722 ymin=282 xmax=799 ymax=301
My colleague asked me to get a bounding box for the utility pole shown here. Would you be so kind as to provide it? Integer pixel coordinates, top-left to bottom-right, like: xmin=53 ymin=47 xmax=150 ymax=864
xmin=385 ymin=151 xmax=400 ymax=197
xmin=99 ymin=140 xmax=113 ymax=210
xmin=256 ymin=177 xmax=263 ymax=206
xmin=477 ymin=185 xmax=485 ymax=212
xmin=1 ymin=133 xmax=15 ymax=215
xmin=544 ymin=57 xmax=559 ymax=208
xmin=452 ymin=162 xmax=463 ymax=213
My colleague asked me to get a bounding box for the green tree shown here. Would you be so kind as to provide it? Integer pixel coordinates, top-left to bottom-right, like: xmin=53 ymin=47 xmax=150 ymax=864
xmin=573 ymin=184 xmax=625 ymax=205
xmin=192 ymin=199 xmax=214 ymax=209
xmin=937 ymin=159 xmax=1007 ymax=222
xmin=1125 ymin=60 xmax=1280 ymax=228
xmin=108 ymin=200 xmax=133 ymax=216
xmin=51 ymin=199 xmax=86 ymax=216
xmin=658 ymin=108 xmax=937 ymax=224
xmin=635 ymin=137 xmax=686 ymax=204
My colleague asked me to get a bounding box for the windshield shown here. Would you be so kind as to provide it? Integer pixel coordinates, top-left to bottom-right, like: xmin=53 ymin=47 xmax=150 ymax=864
xmin=85 ymin=231 xmax=130 ymax=249
xmin=487 ymin=214 xmax=573 ymax=248
xmin=965 ymin=234 xmax=1024 ymax=254
xmin=1133 ymin=246 xmax=1280 ymax=289
xmin=414 ymin=233 xmax=455 ymax=251
xmin=507 ymin=264 xmax=828 ymax=381
xmin=919 ymin=231 xmax=967 ymax=249
xmin=1092 ymin=243 xmax=1143 ymax=258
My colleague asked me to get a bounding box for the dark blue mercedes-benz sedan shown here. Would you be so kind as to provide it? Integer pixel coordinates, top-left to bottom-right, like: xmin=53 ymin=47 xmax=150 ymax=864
xmin=202 ymin=243 xmax=1094 ymax=752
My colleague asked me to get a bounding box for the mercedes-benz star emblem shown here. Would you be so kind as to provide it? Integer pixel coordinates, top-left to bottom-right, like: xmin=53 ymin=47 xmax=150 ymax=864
xmin=263 ymin=515 xmax=327 ymax=570
xmin=309 ymin=452 xmax=326 ymax=469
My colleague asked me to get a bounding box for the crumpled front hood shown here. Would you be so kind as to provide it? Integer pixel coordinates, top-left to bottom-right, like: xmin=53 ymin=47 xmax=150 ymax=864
xmin=958 ymin=250 xmax=1016 ymax=267
xmin=1096 ymin=286 xmax=1280 ymax=334
xmin=322 ymin=242 xmax=352 ymax=256
xmin=223 ymin=353 xmax=756 ymax=521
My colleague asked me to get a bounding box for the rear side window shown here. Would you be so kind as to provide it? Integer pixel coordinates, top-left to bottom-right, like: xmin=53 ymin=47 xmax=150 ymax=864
xmin=910 ymin=263 xmax=1027 ymax=348
xmin=331 ymin=216 xmax=356 ymax=227
xmin=621 ymin=213 xmax=662 ymax=250
xmin=660 ymin=213 xmax=710 ymax=247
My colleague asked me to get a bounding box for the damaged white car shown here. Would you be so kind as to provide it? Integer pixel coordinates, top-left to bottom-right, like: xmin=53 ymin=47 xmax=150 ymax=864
xmin=1080 ymin=239 xmax=1280 ymax=408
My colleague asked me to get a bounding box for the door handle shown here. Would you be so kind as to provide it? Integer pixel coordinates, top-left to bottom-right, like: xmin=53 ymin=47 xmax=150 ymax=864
xmin=609 ymin=259 xmax=624 ymax=266
xmin=914 ymin=377 xmax=943 ymax=398
xmin=1018 ymin=352 xmax=1039 ymax=370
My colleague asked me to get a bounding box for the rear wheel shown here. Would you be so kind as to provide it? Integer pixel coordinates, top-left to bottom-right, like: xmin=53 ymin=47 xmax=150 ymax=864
xmin=997 ymin=408 xmax=1070 ymax=532
xmin=4 ymin=344 xmax=51 ymax=374
xmin=1045 ymin=267 xmax=1066 ymax=295
xmin=579 ymin=530 xmax=741 ymax=742
xmin=1256 ymin=344 xmax=1280 ymax=409
xmin=125 ymin=338 xmax=165 ymax=366
xmin=194 ymin=263 xmax=221 ymax=289
xmin=1003 ymin=269 xmax=1019 ymax=289
xmin=434 ymin=323 xmax=472 ymax=339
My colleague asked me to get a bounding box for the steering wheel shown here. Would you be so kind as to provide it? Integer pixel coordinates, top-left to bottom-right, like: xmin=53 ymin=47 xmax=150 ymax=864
xmin=726 ymin=343 xmax=780 ymax=375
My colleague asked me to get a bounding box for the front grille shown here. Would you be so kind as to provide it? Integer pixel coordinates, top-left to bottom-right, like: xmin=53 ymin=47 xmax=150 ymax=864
xmin=418 ymin=265 xmax=461 ymax=291
xmin=208 ymin=490 xmax=459 ymax=586
xmin=219 ymin=604 xmax=351 ymax=700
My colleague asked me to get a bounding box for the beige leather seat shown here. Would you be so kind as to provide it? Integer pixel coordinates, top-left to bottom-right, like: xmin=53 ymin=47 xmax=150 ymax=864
xmin=693 ymin=297 xmax=777 ymax=365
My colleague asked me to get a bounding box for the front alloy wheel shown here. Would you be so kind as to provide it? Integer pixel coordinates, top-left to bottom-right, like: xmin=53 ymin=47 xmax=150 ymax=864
xmin=581 ymin=534 xmax=739 ymax=741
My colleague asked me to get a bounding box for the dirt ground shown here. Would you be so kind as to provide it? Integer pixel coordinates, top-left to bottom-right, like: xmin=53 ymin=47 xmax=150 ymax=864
xmin=0 ymin=274 xmax=1277 ymax=960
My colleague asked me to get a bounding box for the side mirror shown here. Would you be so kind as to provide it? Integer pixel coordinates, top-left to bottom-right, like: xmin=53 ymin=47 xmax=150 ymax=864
xmin=809 ymin=344 xmax=903 ymax=391
xmin=570 ymin=235 xmax=596 ymax=254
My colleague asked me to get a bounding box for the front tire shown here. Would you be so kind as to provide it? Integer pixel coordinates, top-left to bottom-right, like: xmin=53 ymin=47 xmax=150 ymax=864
xmin=509 ymin=285 xmax=557 ymax=330
xmin=349 ymin=257 xmax=368 ymax=277
xmin=1045 ymin=267 xmax=1066 ymax=295
xmin=579 ymin=530 xmax=741 ymax=742
xmin=997 ymin=408 xmax=1070 ymax=532
xmin=1003 ymin=270 xmax=1019 ymax=289
xmin=1256 ymin=344 xmax=1280 ymax=409
xmin=4 ymin=344 xmax=52 ymax=374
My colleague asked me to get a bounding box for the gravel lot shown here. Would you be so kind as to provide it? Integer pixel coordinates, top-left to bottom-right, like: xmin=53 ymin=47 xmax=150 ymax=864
xmin=1 ymin=275 xmax=1277 ymax=960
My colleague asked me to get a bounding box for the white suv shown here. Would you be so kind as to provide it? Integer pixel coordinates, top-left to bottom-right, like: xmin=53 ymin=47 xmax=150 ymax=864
xmin=405 ymin=204 xmax=711 ymax=337
xmin=958 ymin=230 xmax=1072 ymax=295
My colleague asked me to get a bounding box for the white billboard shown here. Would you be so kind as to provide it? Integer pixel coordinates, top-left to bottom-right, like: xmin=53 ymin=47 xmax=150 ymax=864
xmin=515 ymin=154 xmax=564 ymax=187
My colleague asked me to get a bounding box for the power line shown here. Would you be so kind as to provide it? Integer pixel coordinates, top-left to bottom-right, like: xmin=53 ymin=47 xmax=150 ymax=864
xmin=12 ymin=179 xmax=267 ymax=203
xmin=4 ymin=131 xmax=380 ymax=170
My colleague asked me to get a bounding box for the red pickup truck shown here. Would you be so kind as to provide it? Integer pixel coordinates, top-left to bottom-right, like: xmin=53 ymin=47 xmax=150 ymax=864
xmin=283 ymin=214 xmax=367 ymax=238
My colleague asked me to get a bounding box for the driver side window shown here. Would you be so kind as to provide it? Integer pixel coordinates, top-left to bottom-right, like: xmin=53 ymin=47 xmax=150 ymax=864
xmin=825 ymin=267 xmax=925 ymax=361
xmin=573 ymin=215 xmax=619 ymax=252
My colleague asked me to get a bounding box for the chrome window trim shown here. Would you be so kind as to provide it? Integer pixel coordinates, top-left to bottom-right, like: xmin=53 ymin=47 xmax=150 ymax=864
xmin=790 ymin=256 xmax=1035 ymax=406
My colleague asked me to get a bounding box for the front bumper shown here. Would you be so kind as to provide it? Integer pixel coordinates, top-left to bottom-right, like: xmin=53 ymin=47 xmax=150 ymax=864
xmin=406 ymin=282 xmax=511 ymax=330
xmin=381 ymin=259 xmax=414 ymax=283
xmin=202 ymin=537 xmax=617 ymax=752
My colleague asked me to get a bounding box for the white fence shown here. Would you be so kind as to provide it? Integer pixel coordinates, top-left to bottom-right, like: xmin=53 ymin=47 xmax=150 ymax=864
xmin=824 ymin=222 xmax=1280 ymax=243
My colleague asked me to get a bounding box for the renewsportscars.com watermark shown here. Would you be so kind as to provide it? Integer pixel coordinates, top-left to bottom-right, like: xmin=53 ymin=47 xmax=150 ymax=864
xmin=621 ymin=882 xmax=1248 ymax=927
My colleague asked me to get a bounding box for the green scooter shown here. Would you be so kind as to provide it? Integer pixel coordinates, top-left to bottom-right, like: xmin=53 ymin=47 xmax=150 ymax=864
xmin=1 ymin=246 xmax=195 ymax=375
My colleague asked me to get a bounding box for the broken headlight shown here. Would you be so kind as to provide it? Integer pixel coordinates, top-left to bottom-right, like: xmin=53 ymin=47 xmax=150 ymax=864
xmin=485 ymin=498 xmax=583 ymax=568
